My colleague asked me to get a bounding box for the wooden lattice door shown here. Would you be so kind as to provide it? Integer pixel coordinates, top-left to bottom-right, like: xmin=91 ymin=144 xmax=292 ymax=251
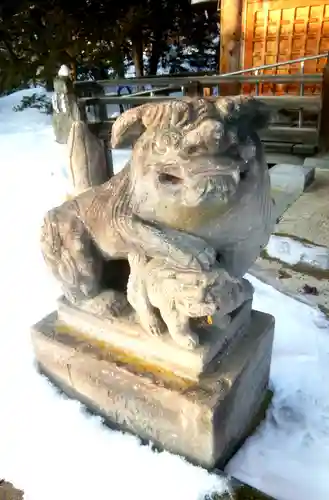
xmin=242 ymin=0 xmax=329 ymax=94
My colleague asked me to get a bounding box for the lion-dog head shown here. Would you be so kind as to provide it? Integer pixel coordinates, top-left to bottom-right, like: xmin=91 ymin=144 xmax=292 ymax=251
xmin=111 ymin=96 xmax=270 ymax=229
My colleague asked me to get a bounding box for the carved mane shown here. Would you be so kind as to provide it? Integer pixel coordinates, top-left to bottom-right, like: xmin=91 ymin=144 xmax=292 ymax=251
xmin=111 ymin=96 xmax=270 ymax=149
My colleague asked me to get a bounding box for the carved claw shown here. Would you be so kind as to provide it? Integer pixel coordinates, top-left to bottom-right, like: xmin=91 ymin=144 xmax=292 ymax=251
xmin=140 ymin=314 xmax=165 ymax=337
xmin=194 ymin=246 xmax=217 ymax=271
xmin=169 ymin=243 xmax=217 ymax=272
xmin=132 ymin=216 xmax=217 ymax=272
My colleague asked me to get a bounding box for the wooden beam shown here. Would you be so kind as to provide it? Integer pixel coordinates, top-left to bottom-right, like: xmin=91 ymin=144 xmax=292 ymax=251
xmin=74 ymin=73 xmax=322 ymax=88
xmin=79 ymin=94 xmax=321 ymax=111
xmin=92 ymin=121 xmax=319 ymax=148
xmin=319 ymin=55 xmax=329 ymax=152
xmin=219 ymin=0 xmax=243 ymax=95
xmin=259 ymin=126 xmax=318 ymax=144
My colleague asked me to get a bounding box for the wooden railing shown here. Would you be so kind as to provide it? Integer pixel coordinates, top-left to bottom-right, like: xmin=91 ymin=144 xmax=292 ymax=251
xmin=52 ymin=55 xmax=329 ymax=194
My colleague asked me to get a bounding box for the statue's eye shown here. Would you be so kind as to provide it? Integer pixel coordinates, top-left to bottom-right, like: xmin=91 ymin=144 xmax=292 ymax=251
xmin=186 ymin=145 xmax=199 ymax=155
xmin=159 ymin=173 xmax=183 ymax=185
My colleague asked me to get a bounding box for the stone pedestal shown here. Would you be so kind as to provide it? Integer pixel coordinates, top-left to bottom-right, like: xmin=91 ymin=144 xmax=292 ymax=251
xmin=56 ymin=296 xmax=253 ymax=381
xmin=31 ymin=307 xmax=274 ymax=469
xmin=0 ymin=481 xmax=24 ymax=500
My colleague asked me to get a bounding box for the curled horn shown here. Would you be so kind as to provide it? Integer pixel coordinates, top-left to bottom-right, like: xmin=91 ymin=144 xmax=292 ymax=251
xmin=111 ymin=102 xmax=169 ymax=148
xmin=214 ymin=96 xmax=271 ymax=135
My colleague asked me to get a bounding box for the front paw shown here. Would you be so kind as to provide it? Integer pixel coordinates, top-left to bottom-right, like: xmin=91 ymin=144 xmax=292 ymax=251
xmin=193 ymin=246 xmax=217 ymax=271
xmin=140 ymin=314 xmax=166 ymax=337
xmin=175 ymin=245 xmax=216 ymax=271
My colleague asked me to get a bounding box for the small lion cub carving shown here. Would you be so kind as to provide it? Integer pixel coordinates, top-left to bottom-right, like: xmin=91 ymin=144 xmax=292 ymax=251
xmin=127 ymin=254 xmax=253 ymax=350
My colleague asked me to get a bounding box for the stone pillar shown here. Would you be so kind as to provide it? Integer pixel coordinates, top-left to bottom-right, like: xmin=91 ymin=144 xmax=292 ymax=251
xmin=51 ymin=68 xmax=113 ymax=198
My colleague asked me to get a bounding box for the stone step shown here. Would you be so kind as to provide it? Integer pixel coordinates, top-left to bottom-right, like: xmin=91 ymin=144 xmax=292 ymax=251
xmin=304 ymin=155 xmax=329 ymax=170
xmin=269 ymin=163 xmax=315 ymax=222
xmin=266 ymin=153 xmax=304 ymax=166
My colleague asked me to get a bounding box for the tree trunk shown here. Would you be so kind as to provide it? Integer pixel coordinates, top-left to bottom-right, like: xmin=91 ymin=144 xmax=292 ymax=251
xmin=45 ymin=76 xmax=54 ymax=91
xmin=112 ymin=52 xmax=125 ymax=78
xmin=116 ymin=56 xmax=125 ymax=78
xmin=148 ymin=34 xmax=162 ymax=75
xmin=131 ymin=36 xmax=144 ymax=78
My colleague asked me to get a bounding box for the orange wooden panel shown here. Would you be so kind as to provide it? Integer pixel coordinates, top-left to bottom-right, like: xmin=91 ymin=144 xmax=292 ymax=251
xmin=242 ymin=0 xmax=329 ymax=95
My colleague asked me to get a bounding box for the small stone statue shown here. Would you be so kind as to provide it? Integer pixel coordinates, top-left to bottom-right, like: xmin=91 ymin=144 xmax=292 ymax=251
xmin=41 ymin=96 xmax=273 ymax=349
xmin=131 ymin=255 xmax=253 ymax=349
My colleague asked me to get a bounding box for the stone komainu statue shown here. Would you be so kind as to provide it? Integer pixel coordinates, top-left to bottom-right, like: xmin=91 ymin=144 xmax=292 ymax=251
xmin=41 ymin=96 xmax=273 ymax=348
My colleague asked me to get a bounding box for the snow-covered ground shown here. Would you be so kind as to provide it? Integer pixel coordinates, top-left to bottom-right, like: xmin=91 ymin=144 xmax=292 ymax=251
xmin=1 ymin=88 xmax=329 ymax=500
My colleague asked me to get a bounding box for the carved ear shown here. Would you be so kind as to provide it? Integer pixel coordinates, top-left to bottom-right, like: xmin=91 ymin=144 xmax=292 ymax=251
xmin=214 ymin=96 xmax=271 ymax=135
xmin=111 ymin=107 xmax=146 ymax=148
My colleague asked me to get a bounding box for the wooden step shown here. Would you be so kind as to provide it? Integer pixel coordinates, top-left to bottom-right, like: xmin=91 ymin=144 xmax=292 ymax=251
xmin=260 ymin=126 xmax=318 ymax=144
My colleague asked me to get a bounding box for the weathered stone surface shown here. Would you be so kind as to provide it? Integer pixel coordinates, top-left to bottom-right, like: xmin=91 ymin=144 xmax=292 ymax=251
xmin=270 ymin=163 xmax=315 ymax=221
xmin=57 ymin=294 xmax=252 ymax=380
xmin=67 ymin=120 xmax=110 ymax=196
xmin=52 ymin=76 xmax=79 ymax=145
xmin=40 ymin=96 xmax=274 ymax=349
xmin=34 ymin=96 xmax=276 ymax=492
xmin=0 ymin=481 xmax=24 ymax=500
xmin=270 ymin=163 xmax=315 ymax=193
xmin=31 ymin=309 xmax=274 ymax=469
xmin=304 ymin=154 xmax=329 ymax=170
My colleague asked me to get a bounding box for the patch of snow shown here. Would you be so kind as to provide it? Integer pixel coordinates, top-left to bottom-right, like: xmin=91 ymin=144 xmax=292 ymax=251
xmin=2 ymin=89 xmax=329 ymax=500
xmin=266 ymin=235 xmax=329 ymax=270
xmin=226 ymin=275 xmax=329 ymax=500
xmin=58 ymin=65 xmax=70 ymax=77
xmin=112 ymin=148 xmax=132 ymax=173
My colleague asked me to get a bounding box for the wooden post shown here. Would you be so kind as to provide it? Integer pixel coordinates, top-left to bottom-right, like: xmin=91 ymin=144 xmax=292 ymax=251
xmin=319 ymin=55 xmax=329 ymax=153
xmin=184 ymin=81 xmax=203 ymax=97
xmin=219 ymin=0 xmax=243 ymax=96
xmin=203 ymin=86 xmax=212 ymax=97
xmin=83 ymin=82 xmax=114 ymax=180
